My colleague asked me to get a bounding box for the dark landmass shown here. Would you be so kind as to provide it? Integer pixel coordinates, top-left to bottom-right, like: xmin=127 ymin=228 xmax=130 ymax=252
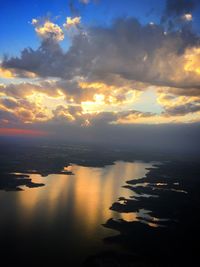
xmin=102 ymin=161 xmax=200 ymax=266
xmin=83 ymin=251 xmax=157 ymax=267
xmin=1 ymin=141 xmax=200 ymax=266
xmin=0 ymin=141 xmax=199 ymax=191
xmin=0 ymin=173 xmax=45 ymax=191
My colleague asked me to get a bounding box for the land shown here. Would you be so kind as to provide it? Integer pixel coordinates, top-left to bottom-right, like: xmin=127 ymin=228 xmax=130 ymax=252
xmin=0 ymin=141 xmax=200 ymax=266
xmin=102 ymin=161 xmax=200 ymax=266
xmin=0 ymin=140 xmax=199 ymax=191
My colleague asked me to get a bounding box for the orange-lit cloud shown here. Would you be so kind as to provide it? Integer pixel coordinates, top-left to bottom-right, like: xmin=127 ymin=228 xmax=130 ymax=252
xmin=182 ymin=13 xmax=193 ymax=21
xmin=1 ymin=14 xmax=200 ymax=129
xmin=0 ymin=67 xmax=14 ymax=79
xmin=33 ymin=19 xmax=64 ymax=41
xmin=184 ymin=47 xmax=200 ymax=75
xmin=79 ymin=81 xmax=142 ymax=113
xmin=63 ymin=17 xmax=81 ymax=29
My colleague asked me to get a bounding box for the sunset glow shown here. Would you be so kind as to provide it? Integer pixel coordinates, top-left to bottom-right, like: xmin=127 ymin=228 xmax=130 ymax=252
xmin=0 ymin=0 xmax=200 ymax=136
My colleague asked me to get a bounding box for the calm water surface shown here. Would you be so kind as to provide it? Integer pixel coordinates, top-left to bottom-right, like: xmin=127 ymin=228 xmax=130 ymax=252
xmin=0 ymin=161 xmax=152 ymax=265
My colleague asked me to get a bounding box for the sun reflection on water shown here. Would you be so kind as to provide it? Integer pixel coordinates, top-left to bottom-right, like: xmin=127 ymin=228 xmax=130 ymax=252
xmin=16 ymin=161 xmax=152 ymax=233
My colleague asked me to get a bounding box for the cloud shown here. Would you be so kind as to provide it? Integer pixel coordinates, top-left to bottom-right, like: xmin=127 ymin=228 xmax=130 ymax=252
xmin=53 ymin=105 xmax=81 ymax=120
xmin=52 ymin=108 xmax=157 ymax=127
xmin=0 ymin=95 xmax=51 ymax=124
xmin=63 ymin=16 xmax=81 ymax=29
xmin=157 ymin=90 xmax=200 ymax=117
xmin=32 ymin=19 xmax=64 ymax=42
xmin=0 ymin=109 xmax=20 ymax=126
xmin=0 ymin=67 xmax=15 ymax=79
xmin=0 ymin=98 xmax=19 ymax=109
xmin=182 ymin=13 xmax=193 ymax=21
xmin=0 ymin=82 xmax=58 ymax=125
xmin=79 ymin=0 xmax=90 ymax=4
xmin=0 ymin=81 xmax=62 ymax=98
xmin=79 ymin=0 xmax=99 ymax=4
xmin=164 ymin=103 xmax=200 ymax=116
xmin=1 ymin=9 xmax=200 ymax=127
xmin=1 ymin=0 xmax=200 ymax=148
xmin=163 ymin=0 xmax=197 ymax=18
xmin=31 ymin=19 xmax=38 ymax=25
xmin=161 ymin=0 xmax=199 ymax=31
xmin=159 ymin=87 xmax=200 ymax=97
xmin=89 ymin=110 xmax=155 ymax=125
xmin=2 ymin=40 xmax=64 ymax=78
xmin=2 ymin=17 xmax=200 ymax=90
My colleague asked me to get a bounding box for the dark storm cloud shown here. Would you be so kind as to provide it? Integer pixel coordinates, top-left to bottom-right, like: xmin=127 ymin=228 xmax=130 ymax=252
xmin=161 ymin=0 xmax=199 ymax=31
xmin=2 ymin=39 xmax=64 ymax=78
xmin=163 ymin=0 xmax=197 ymax=18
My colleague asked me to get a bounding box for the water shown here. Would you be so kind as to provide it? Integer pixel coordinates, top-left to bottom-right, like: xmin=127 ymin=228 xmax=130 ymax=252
xmin=0 ymin=161 xmax=152 ymax=266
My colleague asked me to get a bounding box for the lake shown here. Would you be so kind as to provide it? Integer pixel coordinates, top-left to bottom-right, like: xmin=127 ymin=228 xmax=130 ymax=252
xmin=0 ymin=161 xmax=152 ymax=266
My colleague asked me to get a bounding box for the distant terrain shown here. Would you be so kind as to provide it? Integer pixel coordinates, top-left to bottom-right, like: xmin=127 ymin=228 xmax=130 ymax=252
xmin=0 ymin=142 xmax=200 ymax=266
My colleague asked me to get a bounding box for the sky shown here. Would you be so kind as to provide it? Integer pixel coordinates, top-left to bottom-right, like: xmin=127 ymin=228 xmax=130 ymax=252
xmin=0 ymin=0 xmax=200 ymax=145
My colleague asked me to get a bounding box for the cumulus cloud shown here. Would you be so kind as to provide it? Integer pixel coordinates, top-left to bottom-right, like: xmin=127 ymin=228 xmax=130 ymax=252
xmin=63 ymin=16 xmax=81 ymax=29
xmin=0 ymin=81 xmax=62 ymax=98
xmin=0 ymin=96 xmax=51 ymax=125
xmin=1 ymin=1 xmax=200 ymax=128
xmin=182 ymin=13 xmax=193 ymax=21
xmin=0 ymin=98 xmax=19 ymax=109
xmin=0 ymin=81 xmax=65 ymax=126
xmin=32 ymin=19 xmax=64 ymax=42
xmin=157 ymin=90 xmax=200 ymax=118
xmin=0 ymin=67 xmax=15 ymax=79
xmin=2 ymin=17 xmax=200 ymax=90
xmin=0 ymin=109 xmax=20 ymax=126
xmin=2 ymin=40 xmax=65 ymax=77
